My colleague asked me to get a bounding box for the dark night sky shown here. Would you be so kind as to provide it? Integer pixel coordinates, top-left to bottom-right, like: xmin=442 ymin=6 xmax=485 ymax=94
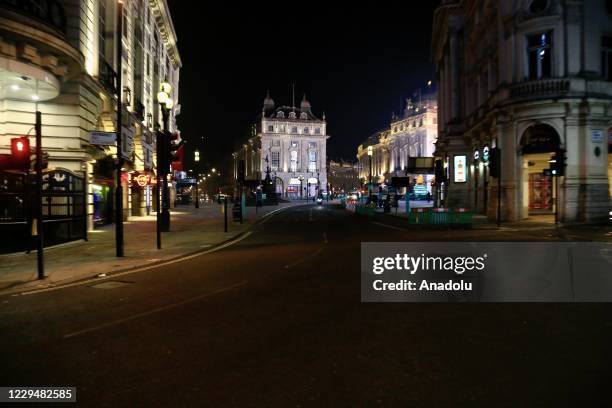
xmin=166 ymin=2 xmax=439 ymax=171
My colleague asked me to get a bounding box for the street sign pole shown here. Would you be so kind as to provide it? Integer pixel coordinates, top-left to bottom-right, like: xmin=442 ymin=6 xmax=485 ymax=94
xmin=35 ymin=111 xmax=44 ymax=280
xmin=224 ymin=196 xmax=228 ymax=233
xmin=497 ymin=149 xmax=502 ymax=228
xmin=115 ymin=0 xmax=124 ymax=257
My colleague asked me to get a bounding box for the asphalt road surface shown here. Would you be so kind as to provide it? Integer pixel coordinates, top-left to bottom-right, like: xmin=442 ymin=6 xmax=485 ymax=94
xmin=1 ymin=204 xmax=612 ymax=407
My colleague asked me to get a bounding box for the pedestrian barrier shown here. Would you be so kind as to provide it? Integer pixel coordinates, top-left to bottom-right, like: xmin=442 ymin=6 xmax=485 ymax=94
xmin=407 ymin=208 xmax=474 ymax=226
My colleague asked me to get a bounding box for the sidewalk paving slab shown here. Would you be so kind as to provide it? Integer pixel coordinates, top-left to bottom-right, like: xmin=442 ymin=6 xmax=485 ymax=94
xmin=0 ymin=202 xmax=300 ymax=295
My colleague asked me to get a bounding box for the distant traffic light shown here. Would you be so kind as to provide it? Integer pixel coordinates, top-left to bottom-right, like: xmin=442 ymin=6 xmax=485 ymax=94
xmin=489 ymin=147 xmax=500 ymax=178
xmin=11 ymin=137 xmax=31 ymax=171
xmin=434 ymin=160 xmax=446 ymax=183
xmin=549 ymin=149 xmax=567 ymax=176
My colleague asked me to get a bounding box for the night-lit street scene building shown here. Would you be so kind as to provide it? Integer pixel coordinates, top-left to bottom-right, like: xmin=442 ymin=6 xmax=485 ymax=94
xmin=1 ymin=1 xmax=612 ymax=406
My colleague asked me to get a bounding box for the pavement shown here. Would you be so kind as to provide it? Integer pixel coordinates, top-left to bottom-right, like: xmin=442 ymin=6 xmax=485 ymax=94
xmin=1 ymin=203 xmax=612 ymax=407
xmin=0 ymin=201 xmax=299 ymax=295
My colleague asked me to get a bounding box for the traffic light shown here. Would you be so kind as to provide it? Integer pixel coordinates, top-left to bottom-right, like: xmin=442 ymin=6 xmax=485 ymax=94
xmin=434 ymin=159 xmax=446 ymax=183
xmin=156 ymin=131 xmax=170 ymax=175
xmin=489 ymin=147 xmax=500 ymax=178
xmin=549 ymin=149 xmax=567 ymax=176
xmin=11 ymin=137 xmax=31 ymax=171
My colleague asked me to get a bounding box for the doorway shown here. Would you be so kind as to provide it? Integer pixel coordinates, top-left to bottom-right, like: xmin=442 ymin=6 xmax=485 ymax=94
xmin=519 ymin=124 xmax=561 ymax=221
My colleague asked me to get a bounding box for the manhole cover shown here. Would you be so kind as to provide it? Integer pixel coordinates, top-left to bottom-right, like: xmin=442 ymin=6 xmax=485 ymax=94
xmin=90 ymin=280 xmax=132 ymax=290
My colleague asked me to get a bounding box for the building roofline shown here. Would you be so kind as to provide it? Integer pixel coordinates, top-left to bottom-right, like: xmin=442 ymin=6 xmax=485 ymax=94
xmin=150 ymin=0 xmax=182 ymax=68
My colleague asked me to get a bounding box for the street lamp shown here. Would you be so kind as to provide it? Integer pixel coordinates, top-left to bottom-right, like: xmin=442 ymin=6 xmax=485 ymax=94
xmin=157 ymin=80 xmax=173 ymax=232
xmin=115 ymin=0 xmax=125 ymax=256
xmin=194 ymin=149 xmax=200 ymax=209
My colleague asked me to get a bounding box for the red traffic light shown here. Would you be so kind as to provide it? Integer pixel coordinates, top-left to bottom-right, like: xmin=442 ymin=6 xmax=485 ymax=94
xmin=10 ymin=137 xmax=31 ymax=171
xmin=11 ymin=137 xmax=29 ymax=155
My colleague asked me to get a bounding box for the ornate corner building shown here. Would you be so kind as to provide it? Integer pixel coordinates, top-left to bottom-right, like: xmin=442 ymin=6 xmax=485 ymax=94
xmin=432 ymin=0 xmax=611 ymax=223
xmin=233 ymin=92 xmax=329 ymax=199
xmin=0 ymin=0 xmax=181 ymax=247
xmin=356 ymin=93 xmax=438 ymax=193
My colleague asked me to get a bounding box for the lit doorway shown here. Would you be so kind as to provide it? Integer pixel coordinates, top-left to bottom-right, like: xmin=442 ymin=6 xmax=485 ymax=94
xmin=519 ymin=124 xmax=561 ymax=222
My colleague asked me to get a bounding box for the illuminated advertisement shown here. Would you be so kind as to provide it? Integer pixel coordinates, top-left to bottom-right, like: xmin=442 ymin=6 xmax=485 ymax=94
xmin=453 ymin=155 xmax=467 ymax=183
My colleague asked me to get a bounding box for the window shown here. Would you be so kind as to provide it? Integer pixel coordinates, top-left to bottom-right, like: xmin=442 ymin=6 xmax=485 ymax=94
xmin=303 ymin=127 xmax=309 ymax=134
xmin=292 ymin=127 xmax=298 ymax=133
xmin=98 ymin=0 xmax=106 ymax=61
xmin=601 ymin=36 xmax=612 ymax=81
xmin=277 ymin=111 xmax=285 ymax=118
xmin=529 ymin=0 xmax=548 ymax=13
xmin=267 ymin=125 xmax=274 ymax=132
xmin=308 ymin=142 xmax=317 ymax=149
xmin=527 ymin=31 xmax=552 ymax=80
xmin=300 ymin=112 xmax=308 ymax=119
xmin=289 ymin=112 xmax=296 ymax=119
xmin=308 ymin=151 xmax=317 ymax=172
xmin=122 ymin=11 xmax=128 ymax=38
xmin=315 ymin=128 xmax=321 ymax=134
xmin=290 ymin=141 xmax=298 ymax=148
xmin=290 ymin=150 xmax=298 ymax=172
xmin=271 ymin=139 xmax=280 ymax=147
xmin=271 ymin=151 xmax=280 ymax=171
xmin=279 ymin=125 xmax=286 ymax=133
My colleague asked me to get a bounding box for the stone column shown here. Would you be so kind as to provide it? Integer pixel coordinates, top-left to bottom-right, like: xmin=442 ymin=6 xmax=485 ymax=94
xmin=563 ymin=101 xmax=610 ymax=223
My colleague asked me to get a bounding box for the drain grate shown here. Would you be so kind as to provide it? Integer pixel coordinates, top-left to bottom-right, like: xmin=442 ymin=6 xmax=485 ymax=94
xmin=90 ymin=280 xmax=133 ymax=289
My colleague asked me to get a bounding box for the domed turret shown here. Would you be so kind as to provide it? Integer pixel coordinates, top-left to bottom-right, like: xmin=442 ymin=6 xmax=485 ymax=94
xmin=300 ymin=93 xmax=311 ymax=113
xmin=263 ymin=90 xmax=274 ymax=111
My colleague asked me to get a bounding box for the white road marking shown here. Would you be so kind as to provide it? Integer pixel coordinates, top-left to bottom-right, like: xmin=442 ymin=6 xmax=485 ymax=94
xmin=16 ymin=232 xmax=253 ymax=296
xmin=369 ymin=221 xmax=406 ymax=231
xmin=63 ymin=281 xmax=248 ymax=339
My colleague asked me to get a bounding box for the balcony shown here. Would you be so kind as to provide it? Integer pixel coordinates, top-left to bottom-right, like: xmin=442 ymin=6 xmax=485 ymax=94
xmin=98 ymin=59 xmax=118 ymax=96
xmin=0 ymin=0 xmax=66 ymax=34
xmin=134 ymin=99 xmax=145 ymax=122
xmin=509 ymin=78 xmax=569 ymax=100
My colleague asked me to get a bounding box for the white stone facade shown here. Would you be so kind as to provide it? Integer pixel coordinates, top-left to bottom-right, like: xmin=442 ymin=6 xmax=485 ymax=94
xmin=357 ymin=95 xmax=438 ymax=185
xmin=0 ymin=0 xmax=181 ymax=229
xmin=432 ymin=0 xmax=611 ymax=223
xmin=234 ymin=93 xmax=329 ymax=199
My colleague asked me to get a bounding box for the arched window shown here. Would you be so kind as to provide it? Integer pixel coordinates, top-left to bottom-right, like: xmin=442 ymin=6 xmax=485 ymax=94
xmin=277 ymin=111 xmax=285 ymax=118
xmin=300 ymin=112 xmax=308 ymax=119
xmin=529 ymin=0 xmax=548 ymax=13
xmin=289 ymin=111 xmax=296 ymax=119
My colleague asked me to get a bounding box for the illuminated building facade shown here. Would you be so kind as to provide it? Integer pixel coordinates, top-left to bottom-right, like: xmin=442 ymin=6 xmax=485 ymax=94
xmin=0 ymin=0 xmax=181 ymax=231
xmin=432 ymin=0 xmax=611 ymax=222
xmin=234 ymin=92 xmax=329 ymax=199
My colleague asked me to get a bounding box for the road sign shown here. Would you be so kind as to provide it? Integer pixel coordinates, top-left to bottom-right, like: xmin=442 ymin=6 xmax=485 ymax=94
xmin=90 ymin=131 xmax=116 ymax=146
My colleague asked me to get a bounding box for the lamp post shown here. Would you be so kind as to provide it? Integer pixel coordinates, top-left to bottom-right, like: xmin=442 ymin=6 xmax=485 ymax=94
xmin=194 ymin=149 xmax=200 ymax=208
xmin=367 ymin=145 xmax=373 ymax=199
xmin=157 ymin=81 xmax=173 ymax=231
xmin=298 ymin=175 xmax=304 ymax=200
xmin=115 ymin=0 xmax=125 ymax=257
